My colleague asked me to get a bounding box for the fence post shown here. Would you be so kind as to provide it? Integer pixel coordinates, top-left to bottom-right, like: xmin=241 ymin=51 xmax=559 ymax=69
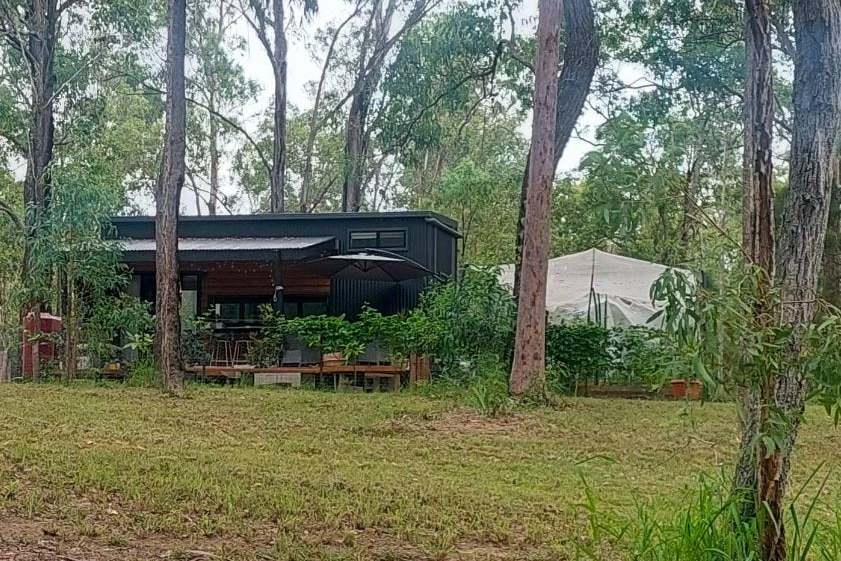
xmin=0 ymin=350 xmax=8 ymax=383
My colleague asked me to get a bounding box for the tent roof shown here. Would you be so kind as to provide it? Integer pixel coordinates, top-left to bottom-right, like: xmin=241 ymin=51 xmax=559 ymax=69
xmin=499 ymin=249 xmax=690 ymax=327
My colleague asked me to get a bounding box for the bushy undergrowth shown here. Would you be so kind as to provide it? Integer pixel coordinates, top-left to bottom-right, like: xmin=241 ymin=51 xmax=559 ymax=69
xmin=576 ymin=472 xmax=841 ymax=561
xmin=546 ymin=322 xmax=691 ymax=390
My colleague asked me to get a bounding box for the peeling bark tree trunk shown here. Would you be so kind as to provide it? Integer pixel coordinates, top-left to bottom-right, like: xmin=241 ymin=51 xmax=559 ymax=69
xmin=342 ymin=0 xmax=395 ymax=212
xmin=512 ymin=0 xmax=599 ymax=301
xmin=732 ymin=0 xmax=775 ymax=520
xmin=156 ymin=0 xmax=187 ymax=392
xmin=269 ymin=0 xmax=287 ymax=213
xmin=509 ymin=0 xmax=562 ymax=397
xmin=341 ymin=0 xmax=397 ymax=212
xmin=761 ymin=2 xmax=841 ymax=559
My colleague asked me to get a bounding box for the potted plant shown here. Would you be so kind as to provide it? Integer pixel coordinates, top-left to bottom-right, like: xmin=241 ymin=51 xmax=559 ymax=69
xmin=288 ymin=315 xmax=358 ymax=366
xmin=686 ymin=379 xmax=703 ymax=401
xmin=670 ymin=379 xmax=687 ymax=399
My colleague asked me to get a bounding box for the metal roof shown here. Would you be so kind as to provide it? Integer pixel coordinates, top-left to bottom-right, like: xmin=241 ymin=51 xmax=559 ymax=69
xmin=111 ymin=211 xmax=458 ymax=230
xmin=119 ymin=236 xmax=335 ymax=252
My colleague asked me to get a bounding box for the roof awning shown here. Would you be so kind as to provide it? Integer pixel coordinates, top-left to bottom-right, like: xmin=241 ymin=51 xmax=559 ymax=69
xmin=119 ymin=236 xmax=336 ymax=262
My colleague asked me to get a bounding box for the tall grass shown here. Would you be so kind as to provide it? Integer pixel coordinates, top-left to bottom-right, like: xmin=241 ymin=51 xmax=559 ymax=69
xmin=575 ymin=472 xmax=841 ymax=561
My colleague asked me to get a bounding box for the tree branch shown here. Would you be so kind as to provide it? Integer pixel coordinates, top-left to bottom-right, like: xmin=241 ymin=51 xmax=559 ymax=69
xmin=504 ymin=42 xmax=534 ymax=72
xmin=770 ymin=12 xmax=795 ymax=59
xmin=114 ymin=71 xmax=274 ymax=177
xmin=57 ymin=0 xmax=85 ymax=17
xmin=0 ymin=197 xmax=22 ymax=230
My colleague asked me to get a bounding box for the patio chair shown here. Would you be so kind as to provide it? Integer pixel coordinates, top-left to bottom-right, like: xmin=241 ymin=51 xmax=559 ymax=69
xmin=281 ymin=349 xmax=302 ymax=367
xmin=357 ymin=342 xmax=380 ymax=365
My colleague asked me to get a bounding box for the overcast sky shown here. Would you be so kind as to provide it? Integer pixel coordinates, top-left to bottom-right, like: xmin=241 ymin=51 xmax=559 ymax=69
xmin=231 ymin=0 xmax=596 ymax=170
xmin=176 ymin=0 xmax=606 ymax=213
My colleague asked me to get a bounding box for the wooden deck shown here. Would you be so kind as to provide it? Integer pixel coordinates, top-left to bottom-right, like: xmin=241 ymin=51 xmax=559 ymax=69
xmin=185 ymin=364 xmax=405 ymax=390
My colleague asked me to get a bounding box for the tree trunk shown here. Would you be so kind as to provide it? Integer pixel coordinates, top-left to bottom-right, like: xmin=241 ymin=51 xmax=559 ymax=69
xmin=761 ymin=2 xmax=841 ymax=559
xmin=341 ymin=0 xmax=396 ymax=213
xmin=512 ymin=0 xmax=599 ymax=301
xmin=680 ymin=117 xmax=708 ymax=261
xmin=20 ymin=0 xmax=59 ymax=381
xmin=509 ymin=0 xmax=562 ymax=397
xmin=301 ymin=7 xmax=357 ymax=212
xmin=732 ymin=0 xmax=776 ymax=520
xmin=269 ymin=0 xmax=287 ymax=213
xmin=821 ymin=162 xmax=841 ymax=307
xmin=64 ymin=270 xmax=77 ymax=383
xmin=207 ymin=90 xmax=219 ymax=216
xmin=156 ymin=0 xmax=187 ymax=393
xmin=341 ymin=84 xmax=373 ymax=212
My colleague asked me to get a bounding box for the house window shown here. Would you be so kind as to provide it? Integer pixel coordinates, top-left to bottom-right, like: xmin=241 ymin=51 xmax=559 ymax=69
xmin=348 ymin=230 xmax=407 ymax=250
xmin=209 ymin=297 xmax=271 ymax=325
xmin=283 ymin=298 xmax=328 ymax=319
xmin=181 ymin=274 xmax=199 ymax=317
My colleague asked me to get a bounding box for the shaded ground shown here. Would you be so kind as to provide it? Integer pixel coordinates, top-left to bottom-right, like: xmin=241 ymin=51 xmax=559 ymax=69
xmin=0 ymin=385 xmax=839 ymax=560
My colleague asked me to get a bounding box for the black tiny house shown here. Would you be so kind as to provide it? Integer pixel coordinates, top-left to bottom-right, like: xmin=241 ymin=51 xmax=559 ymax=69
xmin=110 ymin=212 xmax=460 ymax=323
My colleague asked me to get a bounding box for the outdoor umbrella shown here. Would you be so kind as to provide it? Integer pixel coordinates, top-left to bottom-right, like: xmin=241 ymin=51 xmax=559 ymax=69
xmin=304 ymin=252 xmax=436 ymax=282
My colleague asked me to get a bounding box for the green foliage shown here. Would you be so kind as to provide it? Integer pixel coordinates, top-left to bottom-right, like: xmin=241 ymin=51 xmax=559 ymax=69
xmin=431 ymin=158 xmax=521 ymax=264
xmin=546 ymin=322 xmax=612 ymax=388
xmin=576 ymin=471 xmax=841 ymax=561
xmin=545 ymin=320 xmax=690 ymax=392
xmin=418 ymin=266 xmax=516 ymax=375
xmin=181 ymin=313 xmax=213 ymax=367
xmin=379 ymin=2 xmax=502 ymax=163
xmin=468 ymin=360 xmax=513 ymax=417
xmin=615 ymin=327 xmax=685 ymax=386
xmin=124 ymin=359 xmax=157 ymax=388
xmin=86 ymin=293 xmax=154 ymax=362
xmin=287 ymin=314 xmax=360 ymax=357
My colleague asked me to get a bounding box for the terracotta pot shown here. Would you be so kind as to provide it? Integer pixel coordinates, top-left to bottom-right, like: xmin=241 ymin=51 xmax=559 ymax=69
xmin=670 ymin=379 xmax=687 ymax=399
xmin=322 ymin=352 xmax=346 ymax=367
xmin=686 ymin=380 xmax=703 ymax=401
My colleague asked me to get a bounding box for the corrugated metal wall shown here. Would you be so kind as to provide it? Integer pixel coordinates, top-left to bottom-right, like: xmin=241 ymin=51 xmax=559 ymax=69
xmin=329 ymin=278 xmax=423 ymax=318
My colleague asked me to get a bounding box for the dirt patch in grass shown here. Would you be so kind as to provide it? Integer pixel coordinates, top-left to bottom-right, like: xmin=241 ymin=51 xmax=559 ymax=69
xmin=383 ymin=408 xmax=558 ymax=438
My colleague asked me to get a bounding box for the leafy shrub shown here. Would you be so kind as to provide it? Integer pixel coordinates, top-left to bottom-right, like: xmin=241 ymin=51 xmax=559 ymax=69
xmin=545 ymin=321 xmax=612 ymax=386
xmin=418 ymin=266 xmax=515 ymax=376
xmin=85 ymin=294 xmax=154 ymax=364
xmin=181 ymin=313 xmax=212 ymax=367
xmin=612 ymin=326 xmax=689 ymax=386
xmin=287 ymin=314 xmax=362 ymax=358
xmin=545 ymin=322 xmax=691 ymax=391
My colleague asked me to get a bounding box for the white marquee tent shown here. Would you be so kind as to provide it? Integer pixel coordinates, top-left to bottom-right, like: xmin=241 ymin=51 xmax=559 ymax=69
xmin=499 ymin=248 xmax=689 ymax=328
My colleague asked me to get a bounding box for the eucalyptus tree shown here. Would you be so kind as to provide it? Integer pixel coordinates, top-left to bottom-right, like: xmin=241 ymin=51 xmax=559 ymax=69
xmin=378 ymin=2 xmax=519 ymax=206
xmin=509 ymin=0 xmax=562 ymax=397
xmin=760 ymin=3 xmax=841 ymax=557
xmin=731 ymin=0 xmax=774 ymax=523
xmin=241 ymin=0 xmax=317 ymax=213
xmin=339 ymin=0 xmax=440 ymax=212
xmin=156 ymin=0 xmax=188 ymax=392
xmin=187 ymin=0 xmax=258 ymax=215
xmin=0 ymin=0 xmax=159 ymax=378
xmin=511 ymin=0 xmax=598 ymax=302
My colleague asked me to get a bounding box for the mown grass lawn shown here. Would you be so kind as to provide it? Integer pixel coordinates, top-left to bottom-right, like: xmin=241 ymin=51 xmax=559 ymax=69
xmin=0 ymin=385 xmax=839 ymax=560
